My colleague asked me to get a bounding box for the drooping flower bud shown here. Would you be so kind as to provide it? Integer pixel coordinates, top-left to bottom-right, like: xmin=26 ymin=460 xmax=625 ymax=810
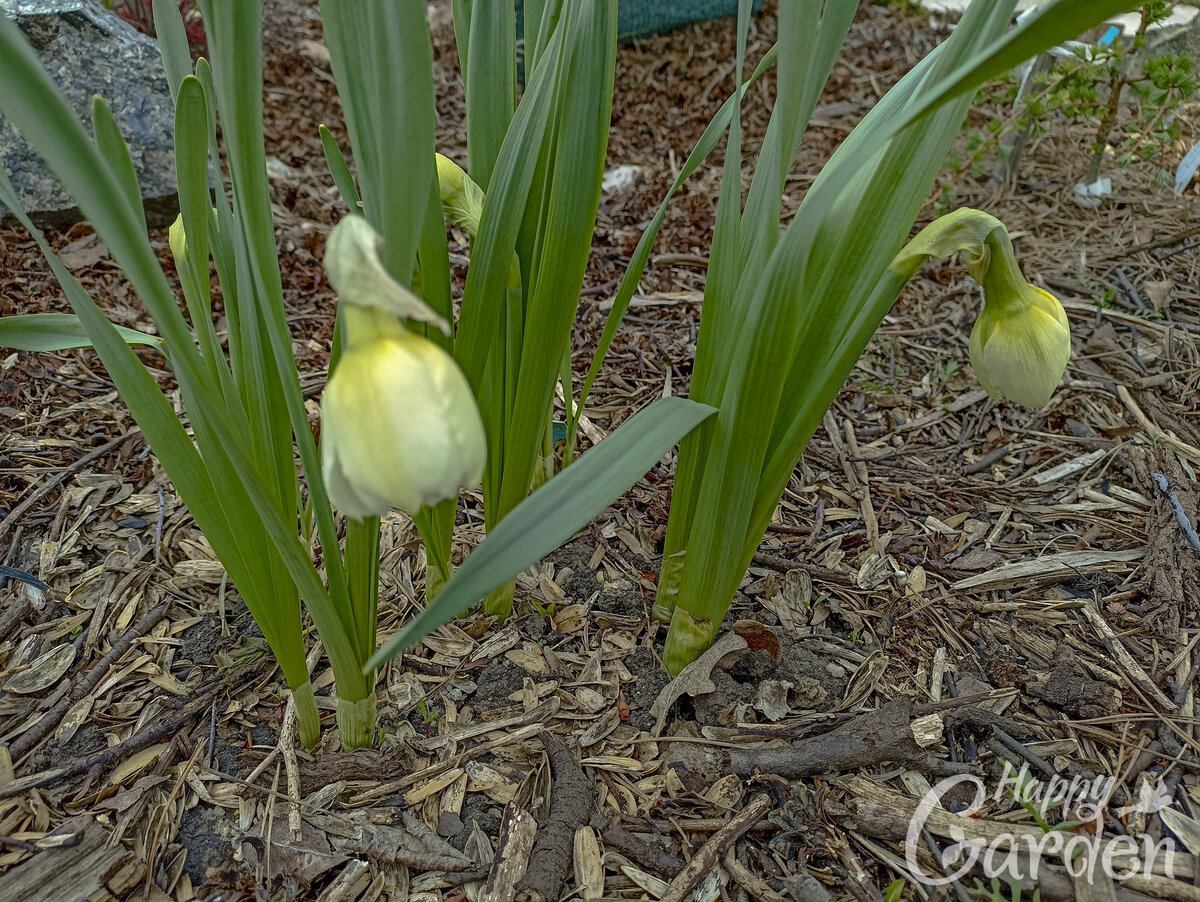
xmin=967 ymin=279 xmax=1071 ymax=408
xmin=891 ymin=208 xmax=1071 ymax=408
xmin=321 ymin=216 xmax=485 ymax=519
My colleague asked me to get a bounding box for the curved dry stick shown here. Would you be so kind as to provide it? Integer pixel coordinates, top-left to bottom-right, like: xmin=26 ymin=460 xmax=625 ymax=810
xmin=658 ymin=794 xmax=774 ymax=902
xmin=7 ymin=599 xmax=170 ymax=764
xmin=0 ymin=686 xmax=221 ymax=799
xmin=515 ymin=731 xmax=594 ymax=902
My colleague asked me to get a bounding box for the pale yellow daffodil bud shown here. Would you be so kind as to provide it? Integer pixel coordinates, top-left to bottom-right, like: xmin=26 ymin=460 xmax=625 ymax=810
xmin=892 ymin=208 xmax=1071 ymax=408
xmin=168 ymin=213 xmax=188 ymax=264
xmin=435 ymin=153 xmax=486 ymax=237
xmin=967 ymin=277 xmax=1071 ymax=408
xmin=321 ymin=216 xmax=485 ymax=519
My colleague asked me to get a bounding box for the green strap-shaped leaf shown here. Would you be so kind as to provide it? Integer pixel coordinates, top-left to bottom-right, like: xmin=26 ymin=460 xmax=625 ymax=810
xmin=0 ymin=15 xmax=204 ymax=378
xmin=464 ymin=0 xmax=516 ymax=189
xmin=453 ymin=23 xmax=563 ymax=394
xmin=567 ymin=45 xmax=778 ymax=455
xmin=153 ymin=0 xmax=193 ymax=101
xmin=365 ymin=396 xmax=716 ymax=671
xmin=199 ymin=0 xmax=365 ymax=702
xmin=495 ymin=0 xmax=617 ymax=519
xmin=319 ymin=124 xmax=363 ymax=215
xmin=0 ymin=313 xmax=159 ymax=352
xmin=320 ymin=0 xmax=436 ymax=280
xmin=91 ymin=98 xmax=147 ymax=235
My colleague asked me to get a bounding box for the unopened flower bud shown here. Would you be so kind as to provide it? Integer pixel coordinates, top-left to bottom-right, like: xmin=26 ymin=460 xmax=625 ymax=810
xmin=892 ymin=208 xmax=1071 ymax=408
xmin=969 ymin=281 xmax=1071 ymax=408
xmin=322 ymin=318 xmax=485 ymax=518
xmin=321 ymin=216 xmax=485 ymax=519
xmin=435 ymin=153 xmax=485 ymax=237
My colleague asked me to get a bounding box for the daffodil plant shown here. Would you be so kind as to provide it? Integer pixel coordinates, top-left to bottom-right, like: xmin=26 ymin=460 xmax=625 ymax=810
xmin=0 ymin=0 xmax=711 ymax=748
xmin=318 ymin=0 xmax=618 ymax=621
xmin=0 ymin=0 xmax=1135 ymax=749
xmin=560 ymin=0 xmax=1126 ymax=675
xmin=0 ymin=0 xmax=399 ymax=748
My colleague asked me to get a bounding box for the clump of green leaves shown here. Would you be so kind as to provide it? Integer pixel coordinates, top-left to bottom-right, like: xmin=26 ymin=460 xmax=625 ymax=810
xmin=943 ymin=1 xmax=1197 ymax=193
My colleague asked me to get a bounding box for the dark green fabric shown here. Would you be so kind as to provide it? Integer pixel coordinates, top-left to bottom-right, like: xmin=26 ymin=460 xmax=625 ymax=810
xmin=516 ymin=0 xmax=762 ymax=45
xmin=615 ymin=0 xmax=762 ymax=42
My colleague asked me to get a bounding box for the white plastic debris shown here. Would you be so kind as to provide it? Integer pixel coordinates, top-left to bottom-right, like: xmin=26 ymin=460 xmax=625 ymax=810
xmin=1175 ymin=140 xmax=1200 ymax=194
xmin=1072 ymin=177 xmax=1111 ymax=208
xmin=601 ymin=164 xmax=641 ymax=195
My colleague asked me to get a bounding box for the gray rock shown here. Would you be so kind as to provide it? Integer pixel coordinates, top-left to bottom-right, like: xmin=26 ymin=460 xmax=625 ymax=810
xmin=1 ymin=0 xmax=178 ymax=228
xmin=1132 ymin=9 xmax=1200 ymax=77
xmin=0 ymin=1 xmax=85 ymax=13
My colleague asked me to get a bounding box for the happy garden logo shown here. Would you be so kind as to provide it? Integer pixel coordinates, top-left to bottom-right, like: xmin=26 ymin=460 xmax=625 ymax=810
xmin=904 ymin=765 xmax=1179 ymax=887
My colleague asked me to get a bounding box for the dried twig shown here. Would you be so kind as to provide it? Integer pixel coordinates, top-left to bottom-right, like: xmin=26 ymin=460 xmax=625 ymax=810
xmin=7 ymin=599 xmax=171 ymax=764
xmin=723 ymin=848 xmax=788 ymax=902
xmin=1080 ymin=600 xmax=1178 ymax=713
xmin=0 ymin=687 xmax=221 ymax=799
xmin=1151 ymin=471 xmax=1200 ymax=557
xmin=724 ymin=699 xmax=969 ymax=778
xmin=516 ymin=732 xmax=595 ymax=902
xmin=0 ymin=429 xmax=140 ymax=545
xmin=658 ymin=794 xmax=773 ymax=902
xmin=598 ymin=817 xmax=683 ymax=877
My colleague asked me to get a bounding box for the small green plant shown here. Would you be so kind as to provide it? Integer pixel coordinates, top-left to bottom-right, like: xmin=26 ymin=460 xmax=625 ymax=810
xmin=946 ymin=1 xmax=1197 ymax=189
xmin=417 ymin=699 xmax=438 ymax=726
xmin=935 ymin=354 xmax=961 ymax=387
xmin=884 ymin=878 xmax=907 ymax=902
xmin=530 ymin=597 xmax=558 ymax=622
xmin=1002 ymin=761 xmax=1087 ymax=834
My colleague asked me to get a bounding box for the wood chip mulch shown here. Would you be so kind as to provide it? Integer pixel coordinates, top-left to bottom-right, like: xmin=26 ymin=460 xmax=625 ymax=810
xmin=1 ymin=2 xmax=1199 ymax=900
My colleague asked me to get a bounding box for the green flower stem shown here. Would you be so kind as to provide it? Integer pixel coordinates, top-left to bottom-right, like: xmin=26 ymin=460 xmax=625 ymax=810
xmin=292 ymin=679 xmax=321 ymax=749
xmin=337 ymin=688 xmax=377 ymax=750
xmin=531 ymin=404 xmax=555 ymax=493
xmin=662 ymin=606 xmax=718 ymax=676
xmin=424 ymin=547 xmax=452 ymax=600
xmin=482 ymin=578 xmax=516 ymax=620
xmin=345 ymin=515 xmax=380 ymax=666
xmin=416 ymin=498 xmax=456 ymax=601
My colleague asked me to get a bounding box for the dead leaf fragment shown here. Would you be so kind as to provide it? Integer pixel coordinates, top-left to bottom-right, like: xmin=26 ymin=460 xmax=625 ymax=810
xmin=58 ymin=233 xmax=109 ymax=269
xmin=574 ymin=827 xmax=604 ymax=901
xmin=53 ymin=695 xmax=94 ymax=744
xmin=649 ymin=631 xmax=749 ymax=735
xmin=4 ymin=643 xmax=76 ymax=694
xmin=752 ymin=679 xmax=793 ymax=722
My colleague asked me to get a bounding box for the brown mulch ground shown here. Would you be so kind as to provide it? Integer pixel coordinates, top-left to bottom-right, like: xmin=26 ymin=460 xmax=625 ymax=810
xmin=1 ymin=2 xmax=1200 ymax=900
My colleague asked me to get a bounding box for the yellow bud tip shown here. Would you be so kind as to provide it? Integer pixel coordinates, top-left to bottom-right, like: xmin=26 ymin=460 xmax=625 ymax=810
xmin=435 ymin=153 xmax=465 ymax=195
xmin=969 ymin=285 xmax=1071 ymax=408
xmin=168 ymin=214 xmax=187 ymax=263
xmin=434 ymin=153 xmax=485 ymax=236
xmin=321 ymin=329 xmax=486 ymax=519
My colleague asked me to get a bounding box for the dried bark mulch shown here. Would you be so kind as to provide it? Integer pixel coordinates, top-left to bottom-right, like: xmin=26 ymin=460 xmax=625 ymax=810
xmin=1 ymin=1 xmax=1199 ymax=900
